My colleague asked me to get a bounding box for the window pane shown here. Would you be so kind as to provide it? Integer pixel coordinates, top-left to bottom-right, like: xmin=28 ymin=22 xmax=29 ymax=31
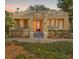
xmin=15 ymin=19 xmax=20 ymax=28
xmin=24 ymin=19 xmax=28 ymax=28
xmin=59 ymin=19 xmax=64 ymax=29
xmin=51 ymin=19 xmax=54 ymax=28
xmin=55 ymin=19 xmax=59 ymax=29
xmin=48 ymin=19 xmax=51 ymax=27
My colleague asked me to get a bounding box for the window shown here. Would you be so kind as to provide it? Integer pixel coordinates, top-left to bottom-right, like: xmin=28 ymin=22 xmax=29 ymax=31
xmin=59 ymin=19 xmax=64 ymax=29
xmin=14 ymin=19 xmax=20 ymax=28
xmin=51 ymin=19 xmax=55 ymax=28
xmin=48 ymin=19 xmax=51 ymax=26
xmin=48 ymin=19 xmax=64 ymax=30
xmin=55 ymin=19 xmax=59 ymax=29
xmin=24 ymin=19 xmax=28 ymax=28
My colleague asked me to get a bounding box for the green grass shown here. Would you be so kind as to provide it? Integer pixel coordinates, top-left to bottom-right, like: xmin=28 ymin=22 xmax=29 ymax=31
xmin=14 ymin=41 xmax=73 ymax=59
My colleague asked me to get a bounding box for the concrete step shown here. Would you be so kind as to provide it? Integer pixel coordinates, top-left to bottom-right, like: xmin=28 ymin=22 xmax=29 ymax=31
xmin=33 ymin=32 xmax=44 ymax=38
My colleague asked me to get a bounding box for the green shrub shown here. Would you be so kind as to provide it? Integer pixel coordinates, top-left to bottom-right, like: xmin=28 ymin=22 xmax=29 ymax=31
xmin=48 ymin=30 xmax=73 ymax=39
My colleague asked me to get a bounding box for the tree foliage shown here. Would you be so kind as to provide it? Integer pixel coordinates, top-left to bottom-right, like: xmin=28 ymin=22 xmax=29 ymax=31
xmin=28 ymin=5 xmax=49 ymax=12
xmin=57 ymin=0 xmax=72 ymax=12
xmin=5 ymin=11 xmax=14 ymax=35
xmin=57 ymin=0 xmax=73 ymax=18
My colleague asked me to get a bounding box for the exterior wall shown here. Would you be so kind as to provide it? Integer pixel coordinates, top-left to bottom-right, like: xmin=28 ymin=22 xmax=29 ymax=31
xmin=12 ymin=10 xmax=70 ymax=31
xmin=10 ymin=10 xmax=70 ymax=38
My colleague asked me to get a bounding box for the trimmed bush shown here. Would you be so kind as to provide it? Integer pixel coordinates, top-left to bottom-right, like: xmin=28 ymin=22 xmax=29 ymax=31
xmin=48 ymin=30 xmax=73 ymax=39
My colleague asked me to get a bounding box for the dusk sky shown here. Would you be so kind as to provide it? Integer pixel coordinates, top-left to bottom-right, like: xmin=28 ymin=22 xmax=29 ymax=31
xmin=5 ymin=0 xmax=58 ymax=12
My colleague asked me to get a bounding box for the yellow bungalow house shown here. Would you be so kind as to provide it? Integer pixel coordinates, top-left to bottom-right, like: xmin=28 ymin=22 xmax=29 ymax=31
xmin=9 ymin=9 xmax=70 ymax=39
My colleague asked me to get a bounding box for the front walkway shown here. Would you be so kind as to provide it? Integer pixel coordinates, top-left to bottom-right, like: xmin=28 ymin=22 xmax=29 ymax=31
xmin=7 ymin=38 xmax=73 ymax=43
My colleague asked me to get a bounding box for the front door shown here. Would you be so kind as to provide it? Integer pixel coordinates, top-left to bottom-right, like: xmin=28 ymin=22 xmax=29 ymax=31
xmin=36 ymin=21 xmax=41 ymax=31
xmin=33 ymin=19 xmax=43 ymax=32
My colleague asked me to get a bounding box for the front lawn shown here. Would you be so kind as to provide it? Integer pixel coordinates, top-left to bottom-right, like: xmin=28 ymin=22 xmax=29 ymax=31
xmin=13 ymin=41 xmax=73 ymax=59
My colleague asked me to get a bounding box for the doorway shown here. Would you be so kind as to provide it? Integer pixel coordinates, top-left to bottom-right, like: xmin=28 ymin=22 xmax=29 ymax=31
xmin=33 ymin=19 xmax=43 ymax=32
xmin=36 ymin=21 xmax=41 ymax=31
xmin=33 ymin=19 xmax=44 ymax=38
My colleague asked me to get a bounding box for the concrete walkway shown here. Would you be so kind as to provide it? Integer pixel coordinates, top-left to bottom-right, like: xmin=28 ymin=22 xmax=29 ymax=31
xmin=7 ymin=38 xmax=73 ymax=43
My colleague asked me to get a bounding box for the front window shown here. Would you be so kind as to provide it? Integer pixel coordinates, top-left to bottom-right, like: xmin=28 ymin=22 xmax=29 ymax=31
xmin=23 ymin=19 xmax=28 ymax=28
xmin=48 ymin=19 xmax=64 ymax=30
xmin=14 ymin=19 xmax=28 ymax=29
xmin=58 ymin=19 xmax=64 ymax=29
xmin=14 ymin=19 xmax=20 ymax=29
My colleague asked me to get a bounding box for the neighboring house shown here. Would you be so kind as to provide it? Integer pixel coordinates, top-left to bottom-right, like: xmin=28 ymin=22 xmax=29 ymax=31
xmin=9 ymin=9 xmax=70 ymax=39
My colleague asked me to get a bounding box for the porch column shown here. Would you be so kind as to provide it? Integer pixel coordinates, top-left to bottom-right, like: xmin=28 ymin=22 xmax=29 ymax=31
xmin=28 ymin=16 xmax=34 ymax=39
xmin=43 ymin=15 xmax=48 ymax=39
